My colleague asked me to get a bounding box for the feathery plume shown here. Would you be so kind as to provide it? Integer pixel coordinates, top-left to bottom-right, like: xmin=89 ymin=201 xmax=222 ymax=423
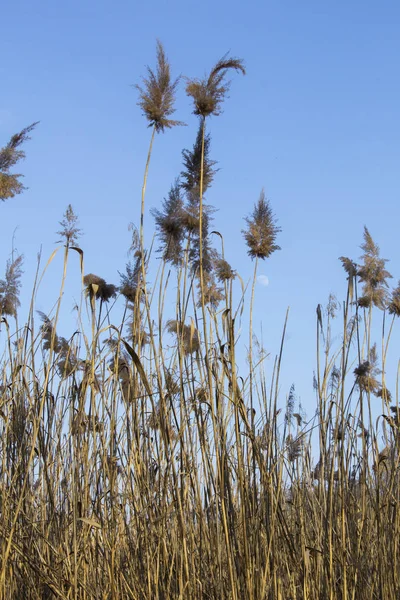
xmin=181 ymin=124 xmax=217 ymax=197
xmin=83 ymin=274 xmax=117 ymax=302
xmin=186 ymin=54 xmax=245 ymax=117
xmin=339 ymin=256 xmax=357 ymax=279
xmin=354 ymin=344 xmax=381 ymax=395
xmin=0 ymin=122 xmax=38 ymax=201
xmin=242 ymin=190 xmax=281 ymax=260
xmin=119 ymin=254 xmax=144 ymax=304
xmin=285 ymin=384 xmax=296 ymax=425
xmin=182 ymin=197 xmax=217 ymax=274
xmin=57 ymin=345 xmax=81 ymax=378
xmin=215 ymin=258 xmax=235 ymax=282
xmin=357 ymin=227 xmax=391 ymax=309
xmin=388 ymin=281 xmax=400 ymax=317
xmin=376 ymin=387 xmax=392 ymax=402
xmin=152 ymin=181 xmax=185 ymax=265
xmin=0 ymin=254 xmax=23 ymax=317
xmin=196 ymin=272 xmax=224 ymax=309
xmin=57 ymin=204 xmax=82 ymax=247
xmin=286 ymin=434 xmax=303 ymax=462
xmin=166 ymin=319 xmax=200 ymax=354
xmin=37 ymin=311 xmax=67 ymax=353
xmin=136 ymin=40 xmax=184 ymax=132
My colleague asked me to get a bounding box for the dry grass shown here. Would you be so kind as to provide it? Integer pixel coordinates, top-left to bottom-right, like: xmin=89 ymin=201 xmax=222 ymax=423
xmin=1 ymin=44 xmax=400 ymax=600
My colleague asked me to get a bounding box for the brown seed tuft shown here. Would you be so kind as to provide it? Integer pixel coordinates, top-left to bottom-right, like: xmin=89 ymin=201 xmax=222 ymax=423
xmin=84 ymin=273 xmax=117 ymax=302
xmin=242 ymin=189 xmax=281 ymax=260
xmin=166 ymin=319 xmax=200 ymax=354
xmin=135 ymin=40 xmax=184 ymax=133
xmin=388 ymin=281 xmax=400 ymax=317
xmin=186 ymin=55 xmax=245 ymax=118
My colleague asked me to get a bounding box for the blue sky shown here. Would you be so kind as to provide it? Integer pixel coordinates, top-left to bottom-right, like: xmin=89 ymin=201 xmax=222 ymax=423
xmin=1 ymin=0 xmax=400 ymax=418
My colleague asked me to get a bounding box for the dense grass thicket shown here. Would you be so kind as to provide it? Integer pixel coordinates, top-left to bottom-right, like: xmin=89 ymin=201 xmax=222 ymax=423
xmin=1 ymin=43 xmax=400 ymax=599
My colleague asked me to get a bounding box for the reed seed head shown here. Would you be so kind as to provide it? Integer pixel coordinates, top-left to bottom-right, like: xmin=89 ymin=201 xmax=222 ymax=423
xmin=0 ymin=254 xmax=23 ymax=317
xmin=388 ymin=281 xmax=400 ymax=317
xmin=136 ymin=40 xmax=184 ymax=133
xmin=84 ymin=273 xmax=117 ymax=302
xmin=181 ymin=124 xmax=217 ymax=197
xmin=119 ymin=256 xmax=143 ymax=304
xmin=186 ymin=54 xmax=245 ymax=117
xmin=286 ymin=434 xmax=303 ymax=462
xmin=354 ymin=344 xmax=381 ymax=395
xmin=339 ymin=256 xmax=358 ymax=278
xmin=197 ymin=272 xmax=224 ymax=309
xmin=215 ymin=258 xmax=235 ymax=281
xmin=357 ymin=227 xmax=392 ymax=309
xmin=242 ymin=189 xmax=281 ymax=260
xmin=37 ymin=311 xmax=62 ymax=352
xmin=152 ymin=181 xmax=185 ymax=265
xmin=0 ymin=122 xmax=38 ymax=201
xmin=57 ymin=204 xmax=82 ymax=247
xmin=166 ymin=319 xmax=200 ymax=354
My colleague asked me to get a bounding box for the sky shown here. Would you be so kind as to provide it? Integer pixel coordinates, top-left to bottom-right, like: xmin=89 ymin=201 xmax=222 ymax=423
xmin=1 ymin=0 xmax=400 ymax=421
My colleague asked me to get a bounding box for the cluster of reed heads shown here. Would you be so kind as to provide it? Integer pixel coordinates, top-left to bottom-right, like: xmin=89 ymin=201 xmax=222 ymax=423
xmin=1 ymin=41 xmax=400 ymax=599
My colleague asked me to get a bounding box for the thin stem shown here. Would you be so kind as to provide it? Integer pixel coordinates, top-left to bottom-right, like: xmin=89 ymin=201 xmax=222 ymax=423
xmin=140 ymin=126 xmax=156 ymax=256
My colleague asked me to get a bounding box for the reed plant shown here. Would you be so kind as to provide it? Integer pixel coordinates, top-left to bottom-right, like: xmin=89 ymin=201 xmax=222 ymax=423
xmin=0 ymin=43 xmax=399 ymax=600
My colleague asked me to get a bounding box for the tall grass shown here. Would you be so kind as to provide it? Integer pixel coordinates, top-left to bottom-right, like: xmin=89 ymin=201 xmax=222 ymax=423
xmin=0 ymin=43 xmax=400 ymax=599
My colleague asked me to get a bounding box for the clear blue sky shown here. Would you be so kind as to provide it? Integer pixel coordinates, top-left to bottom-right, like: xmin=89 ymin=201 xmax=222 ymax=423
xmin=1 ymin=0 xmax=400 ymax=418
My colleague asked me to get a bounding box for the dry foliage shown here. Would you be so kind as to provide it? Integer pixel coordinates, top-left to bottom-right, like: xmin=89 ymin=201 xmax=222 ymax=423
xmin=1 ymin=46 xmax=400 ymax=600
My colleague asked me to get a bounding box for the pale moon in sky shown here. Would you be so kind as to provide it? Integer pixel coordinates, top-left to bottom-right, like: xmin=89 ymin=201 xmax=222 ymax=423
xmin=257 ymin=275 xmax=269 ymax=287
